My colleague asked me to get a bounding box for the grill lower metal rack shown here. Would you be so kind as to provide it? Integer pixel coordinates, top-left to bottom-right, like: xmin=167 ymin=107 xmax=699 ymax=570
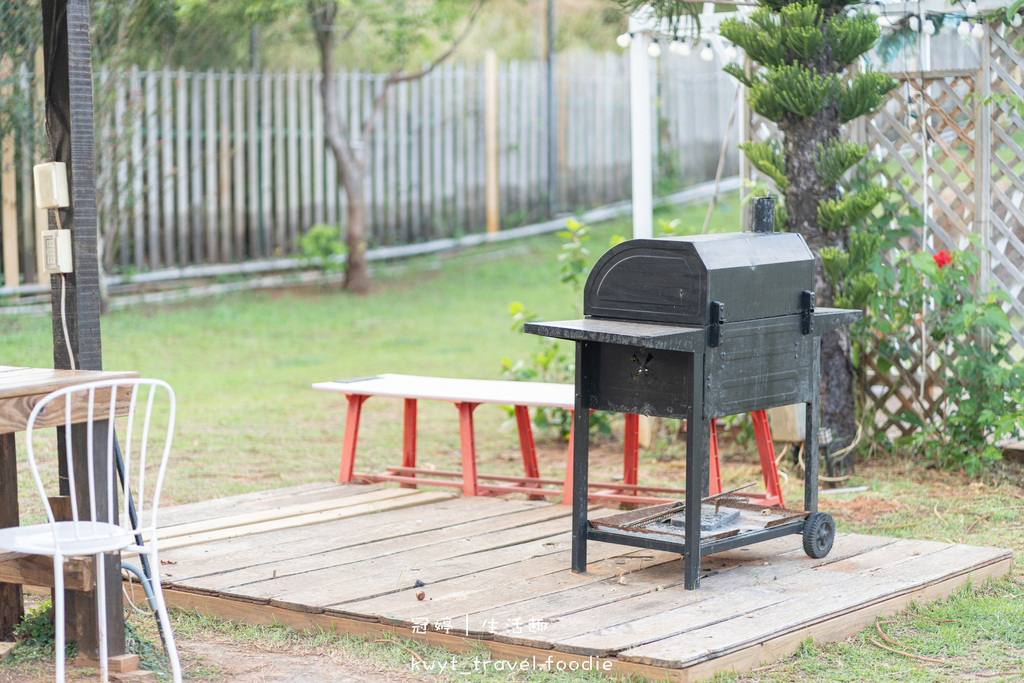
xmin=525 ymin=198 xmax=861 ymax=589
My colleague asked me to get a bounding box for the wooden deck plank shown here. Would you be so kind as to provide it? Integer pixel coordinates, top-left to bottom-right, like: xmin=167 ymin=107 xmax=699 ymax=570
xmin=618 ymin=543 xmax=1012 ymax=668
xmin=156 ymin=491 xmax=453 ymax=552
xmin=160 ymin=496 xmax=543 ymax=583
xmin=157 ymin=483 xmax=372 ymax=528
xmin=492 ymin=534 xmax=898 ymax=652
xmin=346 ymin=549 xmax=679 ymax=626
xmin=192 ymin=515 xmax=585 ymax=604
xmin=551 ymin=539 xmax=941 ymax=656
xmin=154 ymin=487 xmax=422 ymax=541
xmin=169 ymin=502 xmax=574 ymax=592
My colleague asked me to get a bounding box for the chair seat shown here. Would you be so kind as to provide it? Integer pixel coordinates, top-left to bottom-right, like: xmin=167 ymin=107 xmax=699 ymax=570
xmin=0 ymin=521 xmax=136 ymax=557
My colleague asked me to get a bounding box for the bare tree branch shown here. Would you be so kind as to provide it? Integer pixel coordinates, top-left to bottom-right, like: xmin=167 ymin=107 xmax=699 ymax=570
xmin=359 ymin=0 xmax=486 ymax=142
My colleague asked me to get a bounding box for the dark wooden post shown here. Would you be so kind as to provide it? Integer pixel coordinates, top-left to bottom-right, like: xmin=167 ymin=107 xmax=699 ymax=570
xmin=0 ymin=435 xmax=22 ymax=640
xmin=40 ymin=0 xmax=125 ymax=659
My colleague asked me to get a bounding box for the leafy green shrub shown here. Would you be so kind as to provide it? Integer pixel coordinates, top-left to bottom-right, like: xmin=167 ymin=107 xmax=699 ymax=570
xmin=873 ymin=244 xmax=1024 ymax=474
xmin=11 ymin=598 xmax=75 ymax=661
xmin=298 ymin=224 xmax=347 ymax=275
xmin=821 ymin=173 xmax=1023 ymax=474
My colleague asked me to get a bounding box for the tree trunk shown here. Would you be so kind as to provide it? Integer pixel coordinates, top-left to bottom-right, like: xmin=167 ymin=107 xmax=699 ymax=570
xmin=312 ymin=2 xmax=369 ymax=294
xmin=780 ymin=100 xmax=857 ymax=448
xmin=344 ymin=174 xmax=368 ymax=293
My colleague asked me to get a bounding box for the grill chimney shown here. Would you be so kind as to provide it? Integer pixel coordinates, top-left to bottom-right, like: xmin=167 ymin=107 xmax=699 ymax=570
xmin=753 ymin=195 xmax=776 ymax=233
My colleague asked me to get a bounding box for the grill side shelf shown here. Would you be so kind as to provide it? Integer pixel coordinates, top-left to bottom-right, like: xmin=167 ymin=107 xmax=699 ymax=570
xmin=523 ymin=319 xmax=707 ymax=352
xmin=812 ymin=308 xmax=863 ymax=336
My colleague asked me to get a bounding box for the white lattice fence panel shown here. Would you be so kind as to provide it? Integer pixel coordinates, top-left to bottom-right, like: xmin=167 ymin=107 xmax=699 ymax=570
xmin=986 ymin=22 xmax=1024 ymax=346
xmin=865 ymin=72 xmax=978 ymax=254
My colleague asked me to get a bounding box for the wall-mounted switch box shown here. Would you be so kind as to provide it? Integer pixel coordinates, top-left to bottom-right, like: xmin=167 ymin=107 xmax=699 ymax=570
xmin=41 ymin=229 xmax=73 ymax=273
xmin=33 ymin=162 xmax=70 ymax=209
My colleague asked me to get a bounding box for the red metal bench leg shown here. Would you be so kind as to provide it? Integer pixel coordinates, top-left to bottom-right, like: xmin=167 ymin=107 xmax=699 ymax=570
xmin=401 ymin=399 xmax=418 ymax=488
xmin=456 ymin=402 xmax=480 ymax=496
xmin=339 ymin=394 xmax=369 ymax=484
xmin=751 ymin=409 xmax=785 ymax=507
xmin=513 ymin=405 xmax=544 ymax=500
xmin=514 ymin=406 xmax=540 ymax=479
xmin=709 ymin=418 xmax=722 ymax=496
xmin=623 ymin=414 xmax=639 ymax=497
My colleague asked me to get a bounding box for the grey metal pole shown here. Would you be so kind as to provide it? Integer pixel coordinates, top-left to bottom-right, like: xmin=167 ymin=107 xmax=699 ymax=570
xmin=546 ymin=0 xmax=557 ymax=218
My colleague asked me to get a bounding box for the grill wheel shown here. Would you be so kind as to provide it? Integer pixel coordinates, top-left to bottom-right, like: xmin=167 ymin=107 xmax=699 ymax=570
xmin=803 ymin=512 xmax=836 ymax=559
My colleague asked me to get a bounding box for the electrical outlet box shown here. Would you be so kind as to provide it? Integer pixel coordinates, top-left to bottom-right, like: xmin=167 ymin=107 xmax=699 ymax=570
xmin=41 ymin=229 xmax=73 ymax=274
xmin=33 ymin=162 xmax=70 ymax=209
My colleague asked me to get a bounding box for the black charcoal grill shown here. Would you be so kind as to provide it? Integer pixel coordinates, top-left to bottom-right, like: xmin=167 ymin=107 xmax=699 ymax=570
xmin=525 ymin=197 xmax=861 ymax=589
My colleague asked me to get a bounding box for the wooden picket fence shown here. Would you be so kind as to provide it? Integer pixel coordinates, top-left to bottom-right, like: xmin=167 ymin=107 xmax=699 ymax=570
xmin=742 ymin=22 xmax=1024 ymax=436
xmin=0 ymin=49 xmax=738 ymax=288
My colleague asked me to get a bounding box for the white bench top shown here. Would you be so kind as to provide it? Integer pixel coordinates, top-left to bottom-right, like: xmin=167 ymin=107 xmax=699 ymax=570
xmin=313 ymin=374 xmax=575 ymax=409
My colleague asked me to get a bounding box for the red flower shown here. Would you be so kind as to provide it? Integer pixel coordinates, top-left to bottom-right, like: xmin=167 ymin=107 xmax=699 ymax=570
xmin=933 ymin=250 xmax=952 ymax=269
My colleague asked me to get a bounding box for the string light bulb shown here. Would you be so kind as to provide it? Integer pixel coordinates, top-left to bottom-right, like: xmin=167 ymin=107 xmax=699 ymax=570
xmin=909 ymin=15 xmax=920 ymax=31
xmin=971 ymin=22 xmax=984 ymax=38
xmin=700 ymin=43 xmax=714 ymax=61
xmin=1012 ymin=13 xmax=1023 ymax=27
xmin=957 ymin=20 xmax=971 ymax=36
xmin=616 ymin=33 xmax=632 ymax=48
xmin=966 ymin=1 xmax=979 ymax=16
xmin=724 ymin=44 xmax=738 ymax=60
xmin=668 ymin=40 xmax=687 ymax=55
xmin=923 ymin=18 xmax=936 ymax=34
xmin=648 ymin=41 xmax=661 ymax=57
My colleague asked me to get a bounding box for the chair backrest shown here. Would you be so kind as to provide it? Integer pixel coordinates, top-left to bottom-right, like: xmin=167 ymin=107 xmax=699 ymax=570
xmin=24 ymin=378 xmax=176 ymax=543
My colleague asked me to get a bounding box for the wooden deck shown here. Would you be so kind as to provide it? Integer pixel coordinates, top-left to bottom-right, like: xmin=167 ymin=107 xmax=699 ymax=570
xmin=148 ymin=483 xmax=1013 ymax=681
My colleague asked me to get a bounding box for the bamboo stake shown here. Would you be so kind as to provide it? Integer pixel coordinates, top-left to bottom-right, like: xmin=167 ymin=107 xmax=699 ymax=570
xmin=484 ymin=50 xmax=499 ymax=234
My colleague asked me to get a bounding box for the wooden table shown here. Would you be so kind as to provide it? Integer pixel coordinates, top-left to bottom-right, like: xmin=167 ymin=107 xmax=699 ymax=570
xmin=0 ymin=366 xmax=138 ymax=646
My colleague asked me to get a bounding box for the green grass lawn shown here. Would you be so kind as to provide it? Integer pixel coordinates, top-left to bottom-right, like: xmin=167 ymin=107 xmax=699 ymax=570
xmin=2 ymin=190 xmax=1022 ymax=682
xmin=0 ymin=193 xmax=744 ymax=511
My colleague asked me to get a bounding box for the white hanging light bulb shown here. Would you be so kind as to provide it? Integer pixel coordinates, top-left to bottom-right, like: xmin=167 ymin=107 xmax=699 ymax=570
xmin=616 ymin=33 xmax=632 ymax=48
xmin=1012 ymin=13 xmax=1023 ymax=27
xmin=678 ymin=41 xmax=692 ymax=56
xmin=957 ymin=20 xmax=971 ymax=36
xmin=923 ymin=18 xmax=936 ymax=35
xmin=971 ymin=22 xmax=985 ymax=38
xmin=909 ymin=15 xmax=920 ymax=31
xmin=724 ymin=44 xmax=738 ymax=60
xmin=648 ymin=41 xmax=662 ymax=58
xmin=966 ymin=1 xmax=979 ymax=16
xmin=700 ymin=44 xmax=714 ymax=61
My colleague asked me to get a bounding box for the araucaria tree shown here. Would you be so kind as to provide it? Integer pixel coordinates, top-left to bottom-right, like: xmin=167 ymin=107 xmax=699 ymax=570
xmin=308 ymin=0 xmax=483 ymax=294
xmin=636 ymin=0 xmax=896 ymax=445
xmin=718 ymin=0 xmax=897 ymax=446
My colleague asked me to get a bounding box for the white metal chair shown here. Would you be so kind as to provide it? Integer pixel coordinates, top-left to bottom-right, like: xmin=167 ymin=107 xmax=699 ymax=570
xmin=0 ymin=378 xmax=182 ymax=683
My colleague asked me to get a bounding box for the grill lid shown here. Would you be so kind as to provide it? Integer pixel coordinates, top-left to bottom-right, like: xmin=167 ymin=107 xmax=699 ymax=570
xmin=583 ymin=232 xmax=815 ymax=326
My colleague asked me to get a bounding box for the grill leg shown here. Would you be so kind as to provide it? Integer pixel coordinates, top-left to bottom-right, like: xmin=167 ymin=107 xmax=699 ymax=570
xmin=571 ymin=342 xmax=591 ymax=573
xmin=684 ymin=352 xmax=706 ymax=590
xmin=804 ymin=338 xmax=822 ymax=514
